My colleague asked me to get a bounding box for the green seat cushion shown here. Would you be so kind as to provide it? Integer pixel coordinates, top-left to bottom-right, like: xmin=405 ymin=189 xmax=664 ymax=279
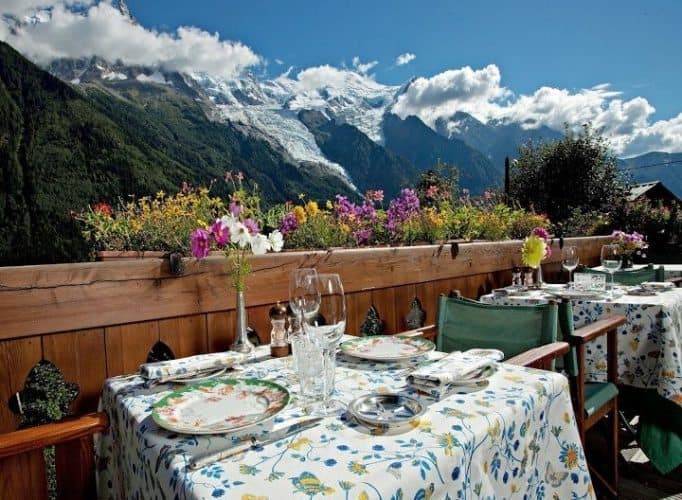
xmin=584 ymin=382 xmax=618 ymax=416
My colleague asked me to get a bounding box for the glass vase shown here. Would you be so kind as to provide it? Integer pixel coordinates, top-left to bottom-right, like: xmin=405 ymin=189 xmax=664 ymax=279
xmin=231 ymin=291 xmax=254 ymax=353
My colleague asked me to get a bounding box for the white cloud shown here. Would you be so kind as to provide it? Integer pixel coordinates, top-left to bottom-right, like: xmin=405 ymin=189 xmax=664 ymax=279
xmin=274 ymin=58 xmax=284 ymax=65
xmin=1 ymin=1 xmax=261 ymax=79
xmin=395 ymin=52 xmax=415 ymax=66
xmin=351 ymin=56 xmax=378 ymax=75
xmin=392 ymin=64 xmax=682 ymax=156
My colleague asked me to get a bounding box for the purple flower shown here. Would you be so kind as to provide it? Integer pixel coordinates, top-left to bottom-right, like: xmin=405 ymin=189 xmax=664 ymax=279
xmin=243 ymin=218 xmax=260 ymax=235
xmin=279 ymin=212 xmax=299 ymax=236
xmin=209 ymin=220 xmax=230 ymax=246
xmin=531 ymin=227 xmax=550 ymax=241
xmin=385 ymin=188 xmax=421 ymax=235
xmin=229 ymin=200 xmax=243 ymax=217
xmin=355 ymin=228 xmax=373 ymax=245
xmin=190 ymin=228 xmax=211 ymax=259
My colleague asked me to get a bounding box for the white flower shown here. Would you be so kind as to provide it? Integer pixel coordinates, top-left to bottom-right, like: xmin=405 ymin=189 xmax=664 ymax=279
xmin=220 ymin=215 xmax=239 ymax=234
xmin=231 ymin=222 xmax=252 ymax=248
xmin=250 ymin=233 xmax=271 ymax=255
xmin=268 ymin=230 xmax=284 ymax=252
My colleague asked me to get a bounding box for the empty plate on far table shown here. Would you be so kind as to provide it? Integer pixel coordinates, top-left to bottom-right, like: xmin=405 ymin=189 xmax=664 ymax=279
xmin=545 ymin=289 xmax=605 ymax=300
xmin=626 ymin=287 xmax=658 ymax=296
xmin=340 ymin=335 xmax=435 ymax=361
xmin=464 ymin=348 xmax=504 ymax=361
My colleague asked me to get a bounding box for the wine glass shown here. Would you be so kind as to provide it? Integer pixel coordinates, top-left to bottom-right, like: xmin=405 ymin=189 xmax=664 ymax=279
xmin=562 ymin=246 xmax=579 ymax=288
xmin=601 ymin=244 xmax=622 ymax=297
xmin=288 ymin=268 xmax=320 ymax=370
xmin=301 ymin=273 xmax=346 ymax=416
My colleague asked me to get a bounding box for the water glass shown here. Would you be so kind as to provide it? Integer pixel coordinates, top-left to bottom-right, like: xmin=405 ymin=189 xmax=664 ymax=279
xmin=302 ymin=273 xmax=346 ymax=416
xmin=293 ymin=336 xmax=332 ymax=402
xmin=562 ymin=246 xmax=579 ymax=287
xmin=601 ymin=244 xmax=622 ymax=296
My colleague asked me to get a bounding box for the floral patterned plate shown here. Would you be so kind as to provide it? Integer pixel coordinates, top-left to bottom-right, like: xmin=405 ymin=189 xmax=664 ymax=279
xmin=340 ymin=335 xmax=435 ymax=361
xmin=152 ymin=378 xmax=290 ymax=434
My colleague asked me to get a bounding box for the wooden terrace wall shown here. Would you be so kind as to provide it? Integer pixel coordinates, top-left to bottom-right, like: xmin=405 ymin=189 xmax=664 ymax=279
xmin=0 ymin=236 xmax=608 ymax=434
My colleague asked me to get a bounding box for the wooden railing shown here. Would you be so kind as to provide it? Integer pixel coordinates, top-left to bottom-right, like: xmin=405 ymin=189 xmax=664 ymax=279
xmin=0 ymin=236 xmax=608 ymax=498
xmin=0 ymin=237 xmax=607 ymax=432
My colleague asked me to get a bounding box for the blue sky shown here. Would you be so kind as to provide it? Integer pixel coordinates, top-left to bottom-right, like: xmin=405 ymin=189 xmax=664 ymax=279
xmin=125 ymin=0 xmax=681 ymax=121
xmin=1 ymin=0 xmax=680 ymax=155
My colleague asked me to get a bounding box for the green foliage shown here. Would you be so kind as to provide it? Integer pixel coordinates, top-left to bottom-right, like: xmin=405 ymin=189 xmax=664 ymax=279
xmin=508 ymin=123 xmax=628 ymax=222
xmin=0 ymin=41 xmax=354 ymax=265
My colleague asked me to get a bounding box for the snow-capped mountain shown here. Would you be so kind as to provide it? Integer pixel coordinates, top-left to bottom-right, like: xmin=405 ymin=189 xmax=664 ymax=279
xmin=43 ymin=53 xmax=559 ymax=195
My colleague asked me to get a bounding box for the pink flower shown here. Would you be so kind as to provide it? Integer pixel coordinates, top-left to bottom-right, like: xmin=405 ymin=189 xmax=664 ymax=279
xmin=224 ymin=171 xmax=233 ymax=182
xmin=190 ymin=228 xmax=211 ymax=259
xmin=210 ymin=220 xmax=230 ymax=246
xmin=365 ymin=190 xmax=384 ymax=202
xmin=426 ymin=185 xmax=439 ymax=199
xmin=243 ymin=218 xmax=260 ymax=235
xmin=531 ymin=227 xmax=550 ymax=241
xmin=229 ymin=200 xmax=243 ymax=217
xmin=235 ymin=171 xmax=244 ymax=182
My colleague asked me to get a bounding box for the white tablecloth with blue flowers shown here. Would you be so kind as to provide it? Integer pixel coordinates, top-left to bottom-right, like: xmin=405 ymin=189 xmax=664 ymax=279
xmin=481 ymin=288 xmax=682 ymax=409
xmin=95 ymin=351 xmax=593 ymax=499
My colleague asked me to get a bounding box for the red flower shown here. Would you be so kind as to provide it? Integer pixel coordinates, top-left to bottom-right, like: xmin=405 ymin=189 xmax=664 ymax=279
xmin=93 ymin=202 xmax=112 ymax=217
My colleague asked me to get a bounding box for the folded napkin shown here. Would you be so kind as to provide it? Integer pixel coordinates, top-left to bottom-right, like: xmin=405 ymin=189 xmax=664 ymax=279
xmin=407 ymin=352 xmax=496 ymax=388
xmin=140 ymin=346 xmax=270 ymax=380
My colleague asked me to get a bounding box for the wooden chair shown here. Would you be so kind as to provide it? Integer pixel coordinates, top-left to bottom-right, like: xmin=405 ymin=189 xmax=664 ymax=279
xmin=436 ymin=293 xmax=569 ymax=370
xmin=0 ymin=412 xmax=108 ymax=499
xmin=557 ymin=300 xmax=626 ymax=498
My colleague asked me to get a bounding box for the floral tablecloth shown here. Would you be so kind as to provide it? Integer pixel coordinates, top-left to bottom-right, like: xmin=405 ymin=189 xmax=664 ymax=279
xmin=96 ymin=351 xmax=594 ymax=499
xmin=481 ymin=288 xmax=682 ymax=408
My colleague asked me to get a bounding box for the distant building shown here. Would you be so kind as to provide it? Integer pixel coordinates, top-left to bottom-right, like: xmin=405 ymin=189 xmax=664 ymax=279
xmin=627 ymin=181 xmax=680 ymax=207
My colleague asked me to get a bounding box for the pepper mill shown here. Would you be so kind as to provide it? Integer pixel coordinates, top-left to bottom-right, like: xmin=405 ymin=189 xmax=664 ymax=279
xmin=269 ymin=301 xmax=290 ymax=357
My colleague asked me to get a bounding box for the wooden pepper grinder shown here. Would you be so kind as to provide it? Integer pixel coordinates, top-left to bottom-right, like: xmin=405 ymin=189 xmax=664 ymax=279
xmin=269 ymin=301 xmax=290 ymax=357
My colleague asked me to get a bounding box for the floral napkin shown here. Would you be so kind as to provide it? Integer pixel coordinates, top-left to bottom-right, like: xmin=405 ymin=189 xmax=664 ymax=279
xmin=407 ymin=352 xmax=496 ymax=388
xmin=140 ymin=346 xmax=270 ymax=381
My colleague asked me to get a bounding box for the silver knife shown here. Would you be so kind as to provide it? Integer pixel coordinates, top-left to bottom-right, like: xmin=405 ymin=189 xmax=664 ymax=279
xmin=189 ymin=417 xmax=323 ymax=470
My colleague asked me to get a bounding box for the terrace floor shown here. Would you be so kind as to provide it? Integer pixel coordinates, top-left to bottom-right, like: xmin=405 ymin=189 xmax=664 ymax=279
xmin=587 ymin=417 xmax=682 ymax=499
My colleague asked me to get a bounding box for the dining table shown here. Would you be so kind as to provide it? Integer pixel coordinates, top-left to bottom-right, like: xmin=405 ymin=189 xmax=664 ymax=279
xmin=591 ymin=262 xmax=682 ymax=279
xmin=480 ymin=284 xmax=682 ymax=473
xmin=95 ymin=341 xmax=594 ymax=499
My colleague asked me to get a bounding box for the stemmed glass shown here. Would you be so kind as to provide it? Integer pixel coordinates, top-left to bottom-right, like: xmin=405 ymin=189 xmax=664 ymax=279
xmin=301 ymin=273 xmax=346 ymax=416
xmin=562 ymin=246 xmax=579 ymax=288
xmin=288 ymin=268 xmax=320 ymax=369
xmin=601 ymin=244 xmax=622 ymax=297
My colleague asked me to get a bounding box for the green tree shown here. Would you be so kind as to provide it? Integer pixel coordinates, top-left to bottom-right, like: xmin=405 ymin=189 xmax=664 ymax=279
xmin=508 ymin=123 xmax=628 ymax=222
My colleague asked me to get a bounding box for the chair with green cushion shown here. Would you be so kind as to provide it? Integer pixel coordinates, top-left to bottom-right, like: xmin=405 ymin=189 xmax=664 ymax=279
xmin=436 ymin=294 xmax=569 ymax=370
xmin=581 ymin=263 xmax=665 ymax=285
xmin=557 ymin=300 xmax=626 ymax=498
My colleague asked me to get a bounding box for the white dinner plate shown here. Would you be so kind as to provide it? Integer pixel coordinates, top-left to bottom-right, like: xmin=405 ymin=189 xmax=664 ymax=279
xmin=340 ymin=335 xmax=435 ymax=361
xmin=152 ymin=378 xmax=290 ymax=434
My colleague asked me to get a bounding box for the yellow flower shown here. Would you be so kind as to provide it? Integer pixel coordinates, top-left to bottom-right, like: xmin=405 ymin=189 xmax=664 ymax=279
xmin=298 ymin=193 xmax=306 ymax=200
xmin=326 ymin=200 xmax=334 ymax=210
xmin=305 ymin=201 xmax=319 ymax=216
xmin=292 ymin=206 xmax=307 ymax=224
xmin=521 ymin=235 xmax=546 ymax=268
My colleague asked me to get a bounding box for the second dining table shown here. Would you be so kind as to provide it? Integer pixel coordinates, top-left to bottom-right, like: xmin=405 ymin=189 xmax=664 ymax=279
xmin=96 ymin=342 xmax=594 ymax=499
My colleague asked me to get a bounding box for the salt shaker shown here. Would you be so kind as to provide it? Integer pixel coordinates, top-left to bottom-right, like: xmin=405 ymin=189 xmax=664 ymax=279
xmin=269 ymin=302 xmax=289 ymax=357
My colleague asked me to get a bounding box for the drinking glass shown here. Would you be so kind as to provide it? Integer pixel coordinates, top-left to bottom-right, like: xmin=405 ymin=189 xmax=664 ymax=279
xmin=562 ymin=246 xmax=579 ymax=287
xmin=288 ymin=268 xmax=320 ymax=371
xmin=601 ymin=244 xmax=622 ymax=296
xmin=302 ymin=273 xmax=346 ymax=415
